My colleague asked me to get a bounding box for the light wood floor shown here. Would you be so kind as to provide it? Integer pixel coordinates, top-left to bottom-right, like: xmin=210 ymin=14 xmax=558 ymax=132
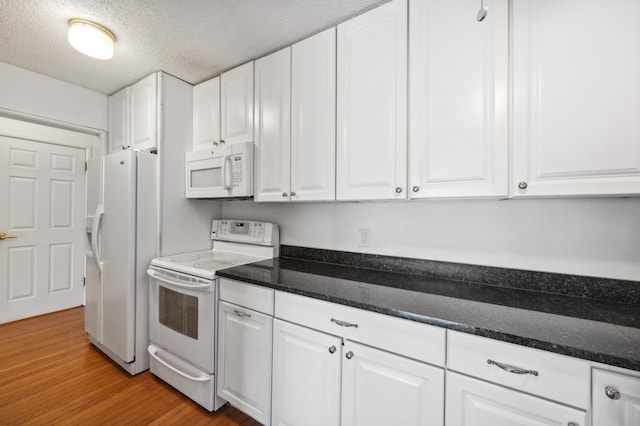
xmin=0 ymin=307 xmax=261 ymax=425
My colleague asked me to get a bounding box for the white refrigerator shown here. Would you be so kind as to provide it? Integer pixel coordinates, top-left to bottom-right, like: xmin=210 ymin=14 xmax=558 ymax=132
xmin=85 ymin=149 xmax=157 ymax=375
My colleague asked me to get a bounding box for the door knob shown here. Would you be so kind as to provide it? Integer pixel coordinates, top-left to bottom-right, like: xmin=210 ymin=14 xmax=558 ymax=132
xmin=0 ymin=232 xmax=17 ymax=240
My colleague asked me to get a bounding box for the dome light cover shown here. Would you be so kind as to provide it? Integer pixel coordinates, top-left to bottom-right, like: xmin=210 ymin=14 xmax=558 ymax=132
xmin=68 ymin=19 xmax=115 ymax=60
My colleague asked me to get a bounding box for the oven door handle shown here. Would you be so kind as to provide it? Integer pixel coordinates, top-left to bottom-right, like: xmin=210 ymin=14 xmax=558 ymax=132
xmin=147 ymin=269 xmax=212 ymax=290
xmin=148 ymin=345 xmax=211 ymax=382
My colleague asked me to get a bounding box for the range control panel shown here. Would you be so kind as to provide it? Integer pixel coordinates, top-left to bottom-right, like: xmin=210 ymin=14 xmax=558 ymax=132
xmin=211 ymin=219 xmax=279 ymax=246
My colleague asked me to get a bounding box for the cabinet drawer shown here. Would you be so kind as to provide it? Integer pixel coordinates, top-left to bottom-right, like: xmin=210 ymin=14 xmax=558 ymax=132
xmin=274 ymin=291 xmax=445 ymax=366
xmin=447 ymin=330 xmax=589 ymax=409
xmin=219 ymin=278 xmax=274 ymax=315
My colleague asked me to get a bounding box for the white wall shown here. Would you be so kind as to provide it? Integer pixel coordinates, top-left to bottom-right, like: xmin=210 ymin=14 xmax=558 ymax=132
xmin=221 ymin=198 xmax=640 ymax=281
xmin=0 ymin=62 xmax=108 ymax=130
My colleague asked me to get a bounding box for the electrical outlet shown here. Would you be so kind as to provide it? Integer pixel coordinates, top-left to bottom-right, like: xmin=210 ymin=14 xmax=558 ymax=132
xmin=358 ymin=228 xmax=370 ymax=247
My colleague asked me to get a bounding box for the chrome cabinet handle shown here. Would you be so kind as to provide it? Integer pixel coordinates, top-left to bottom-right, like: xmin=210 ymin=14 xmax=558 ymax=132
xmin=487 ymin=359 xmax=539 ymax=376
xmin=282 ymin=192 xmax=288 ymax=197
xmin=345 ymin=351 xmax=353 ymax=360
xmin=233 ymin=309 xmax=251 ymax=318
xmin=329 ymin=346 xmax=336 ymax=354
xmin=395 ymin=187 xmax=403 ymax=193
xmin=605 ymin=386 xmax=621 ymax=400
xmin=331 ymin=318 xmax=358 ymax=328
xmin=518 ymin=181 xmax=528 ymax=190
xmin=412 ymin=186 xmax=419 ymax=192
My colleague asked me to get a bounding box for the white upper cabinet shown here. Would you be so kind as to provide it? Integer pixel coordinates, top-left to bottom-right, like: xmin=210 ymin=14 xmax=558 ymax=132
xmin=336 ymin=0 xmax=408 ymax=200
xmin=221 ymin=62 xmax=254 ymax=145
xmin=254 ymin=47 xmax=292 ymax=202
xmin=512 ymin=0 xmax=640 ymax=197
xmin=193 ymin=76 xmax=221 ymax=151
xmin=108 ymin=73 xmax=157 ymax=153
xmin=291 ymin=27 xmax=337 ymax=201
xmin=108 ymin=86 xmax=129 ymax=152
xmin=129 ymin=73 xmax=158 ymax=151
xmin=409 ymin=0 xmax=509 ymax=199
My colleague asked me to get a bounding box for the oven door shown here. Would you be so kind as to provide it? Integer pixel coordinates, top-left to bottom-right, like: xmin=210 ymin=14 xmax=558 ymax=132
xmin=147 ymin=266 xmax=215 ymax=373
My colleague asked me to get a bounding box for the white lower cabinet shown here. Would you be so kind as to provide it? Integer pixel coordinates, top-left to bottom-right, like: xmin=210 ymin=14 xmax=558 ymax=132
xmin=446 ymin=372 xmax=586 ymax=426
xmin=592 ymin=368 xmax=640 ymax=426
xmin=271 ymin=319 xmax=342 ymax=426
xmin=272 ymin=291 xmax=445 ymax=426
xmin=217 ymin=300 xmax=273 ymax=425
xmin=342 ymin=340 xmax=444 ymax=426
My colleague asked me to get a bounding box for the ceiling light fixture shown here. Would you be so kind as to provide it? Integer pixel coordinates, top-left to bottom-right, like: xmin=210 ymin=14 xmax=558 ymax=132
xmin=68 ymin=19 xmax=115 ymax=60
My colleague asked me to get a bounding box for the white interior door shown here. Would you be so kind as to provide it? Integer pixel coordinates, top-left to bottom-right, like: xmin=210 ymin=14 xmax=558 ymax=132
xmin=0 ymin=136 xmax=86 ymax=324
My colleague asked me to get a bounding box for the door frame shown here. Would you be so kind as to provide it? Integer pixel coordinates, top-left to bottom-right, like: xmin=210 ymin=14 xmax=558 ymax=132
xmin=0 ymin=112 xmax=107 ymax=317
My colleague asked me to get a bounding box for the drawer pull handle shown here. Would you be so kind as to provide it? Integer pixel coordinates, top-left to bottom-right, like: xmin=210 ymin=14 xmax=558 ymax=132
xmin=605 ymin=386 xmax=621 ymax=400
xmin=331 ymin=318 xmax=358 ymax=328
xmin=487 ymin=359 xmax=539 ymax=376
xmin=233 ymin=309 xmax=251 ymax=318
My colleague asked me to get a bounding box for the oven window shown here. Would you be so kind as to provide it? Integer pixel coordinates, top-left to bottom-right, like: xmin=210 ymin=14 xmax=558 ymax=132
xmin=191 ymin=168 xmax=222 ymax=188
xmin=159 ymin=286 xmax=198 ymax=339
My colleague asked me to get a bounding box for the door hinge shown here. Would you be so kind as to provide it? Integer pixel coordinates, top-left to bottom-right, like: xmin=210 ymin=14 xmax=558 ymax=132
xmin=85 ymin=161 xmax=88 ymax=172
xmin=83 ymin=276 xmax=86 ymax=287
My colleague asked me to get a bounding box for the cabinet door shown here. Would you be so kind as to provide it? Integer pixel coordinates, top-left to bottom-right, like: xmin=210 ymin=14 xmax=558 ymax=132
xmin=341 ymin=340 xmax=444 ymax=426
xmin=272 ymin=319 xmax=342 ymax=426
xmin=221 ymin=62 xmax=254 ymax=145
xmin=129 ymin=73 xmax=157 ymax=151
xmin=291 ymin=27 xmax=336 ymax=201
xmin=108 ymin=87 xmax=129 ymax=153
xmin=592 ymin=369 xmax=640 ymax=426
xmin=336 ymin=0 xmax=408 ymax=200
xmin=409 ymin=0 xmax=508 ymax=198
xmin=217 ymin=301 xmax=272 ymax=425
xmin=254 ymin=47 xmax=291 ymax=202
xmin=512 ymin=0 xmax=640 ymax=197
xmin=446 ymin=372 xmax=586 ymax=426
xmin=193 ymin=76 xmax=220 ymax=151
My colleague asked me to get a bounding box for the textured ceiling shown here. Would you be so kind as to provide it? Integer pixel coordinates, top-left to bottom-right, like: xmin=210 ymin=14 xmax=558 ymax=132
xmin=0 ymin=0 xmax=389 ymax=95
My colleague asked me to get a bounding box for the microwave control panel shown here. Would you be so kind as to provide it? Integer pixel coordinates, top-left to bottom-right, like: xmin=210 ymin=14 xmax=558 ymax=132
xmin=232 ymin=154 xmax=243 ymax=187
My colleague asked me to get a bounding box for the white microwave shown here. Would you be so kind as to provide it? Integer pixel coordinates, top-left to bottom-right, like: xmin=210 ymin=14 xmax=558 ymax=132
xmin=185 ymin=141 xmax=253 ymax=199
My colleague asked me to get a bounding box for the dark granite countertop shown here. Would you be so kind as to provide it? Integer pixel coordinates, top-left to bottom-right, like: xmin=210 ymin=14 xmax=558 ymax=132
xmin=216 ymin=255 xmax=640 ymax=372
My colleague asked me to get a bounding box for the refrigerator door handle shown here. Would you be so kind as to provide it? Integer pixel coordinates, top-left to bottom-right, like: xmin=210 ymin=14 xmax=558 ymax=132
xmin=91 ymin=204 xmax=104 ymax=273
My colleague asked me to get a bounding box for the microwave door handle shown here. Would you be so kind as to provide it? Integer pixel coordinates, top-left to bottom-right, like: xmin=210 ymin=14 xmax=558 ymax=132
xmin=222 ymin=155 xmax=232 ymax=190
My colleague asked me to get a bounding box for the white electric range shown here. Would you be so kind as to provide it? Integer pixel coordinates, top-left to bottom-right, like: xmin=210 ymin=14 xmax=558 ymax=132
xmin=146 ymin=219 xmax=279 ymax=411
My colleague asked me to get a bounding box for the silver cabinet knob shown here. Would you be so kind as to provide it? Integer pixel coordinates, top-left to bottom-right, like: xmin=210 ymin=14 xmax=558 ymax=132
xmin=518 ymin=181 xmax=528 ymax=190
xmin=328 ymin=346 xmax=336 ymax=354
xmin=568 ymin=422 xmax=579 ymax=426
xmin=220 ymin=139 xmax=225 ymax=145
xmin=290 ymin=191 xmax=296 ymax=197
xmin=605 ymin=386 xmax=621 ymax=400
xmin=395 ymin=187 xmax=403 ymax=194
xmin=345 ymin=351 xmax=353 ymax=360
xmin=213 ymin=141 xmax=219 ymax=146
xmin=412 ymin=186 xmax=419 ymax=192
xmin=282 ymin=192 xmax=288 ymax=197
